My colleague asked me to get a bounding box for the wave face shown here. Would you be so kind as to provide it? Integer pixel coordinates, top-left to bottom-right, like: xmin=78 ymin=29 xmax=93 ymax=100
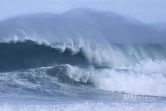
xmin=0 ymin=9 xmax=166 ymax=44
xmin=0 ymin=39 xmax=166 ymax=98
xmin=0 ymin=40 xmax=87 ymax=72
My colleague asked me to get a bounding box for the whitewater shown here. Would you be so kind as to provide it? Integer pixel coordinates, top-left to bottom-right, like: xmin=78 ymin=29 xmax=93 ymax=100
xmin=0 ymin=9 xmax=166 ymax=111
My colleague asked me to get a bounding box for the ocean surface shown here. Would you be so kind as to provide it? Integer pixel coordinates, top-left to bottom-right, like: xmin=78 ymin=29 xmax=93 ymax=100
xmin=0 ymin=39 xmax=166 ymax=111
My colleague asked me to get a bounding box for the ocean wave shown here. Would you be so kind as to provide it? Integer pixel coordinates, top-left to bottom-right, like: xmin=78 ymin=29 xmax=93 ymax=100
xmin=1 ymin=61 xmax=166 ymax=97
xmin=0 ymin=39 xmax=166 ymax=72
xmin=0 ymin=39 xmax=166 ymax=96
xmin=54 ymin=63 xmax=166 ymax=96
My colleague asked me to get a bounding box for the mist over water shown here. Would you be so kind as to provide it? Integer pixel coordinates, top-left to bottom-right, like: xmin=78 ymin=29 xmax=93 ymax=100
xmin=0 ymin=9 xmax=166 ymax=44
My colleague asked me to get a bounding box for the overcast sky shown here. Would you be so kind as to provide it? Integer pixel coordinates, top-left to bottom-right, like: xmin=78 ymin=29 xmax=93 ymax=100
xmin=0 ymin=0 xmax=166 ymax=24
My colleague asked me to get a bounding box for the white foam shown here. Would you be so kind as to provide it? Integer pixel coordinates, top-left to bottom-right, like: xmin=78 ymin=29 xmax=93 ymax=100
xmin=133 ymin=59 xmax=166 ymax=74
xmin=92 ymin=69 xmax=166 ymax=96
xmin=66 ymin=64 xmax=92 ymax=83
xmin=66 ymin=62 xmax=166 ymax=96
xmin=0 ymin=103 xmax=166 ymax=111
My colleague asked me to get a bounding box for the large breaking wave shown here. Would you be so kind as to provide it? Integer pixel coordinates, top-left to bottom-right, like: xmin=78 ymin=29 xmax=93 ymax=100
xmin=0 ymin=39 xmax=166 ymax=97
xmin=1 ymin=103 xmax=166 ymax=111
xmin=0 ymin=9 xmax=166 ymax=100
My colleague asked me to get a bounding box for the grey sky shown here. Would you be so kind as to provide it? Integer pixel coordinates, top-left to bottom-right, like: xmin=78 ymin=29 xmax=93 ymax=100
xmin=0 ymin=0 xmax=166 ymax=24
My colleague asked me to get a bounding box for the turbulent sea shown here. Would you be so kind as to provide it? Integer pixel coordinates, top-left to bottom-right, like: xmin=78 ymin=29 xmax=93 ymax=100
xmin=0 ymin=39 xmax=166 ymax=111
